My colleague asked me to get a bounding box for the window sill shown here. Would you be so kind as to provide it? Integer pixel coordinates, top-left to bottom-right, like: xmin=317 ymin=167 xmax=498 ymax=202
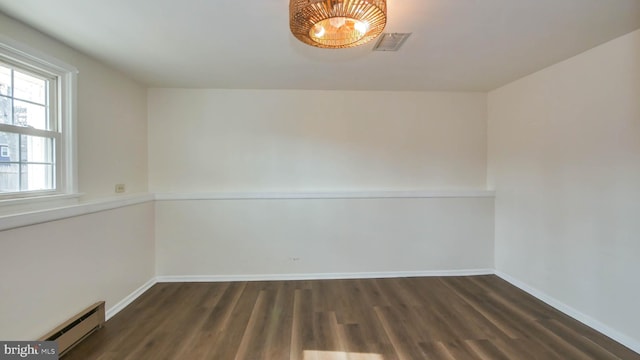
xmin=0 ymin=193 xmax=83 ymax=216
xmin=0 ymin=193 xmax=154 ymax=231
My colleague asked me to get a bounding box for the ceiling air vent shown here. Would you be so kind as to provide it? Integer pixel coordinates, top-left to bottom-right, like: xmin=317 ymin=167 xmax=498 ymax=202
xmin=372 ymin=33 xmax=411 ymax=51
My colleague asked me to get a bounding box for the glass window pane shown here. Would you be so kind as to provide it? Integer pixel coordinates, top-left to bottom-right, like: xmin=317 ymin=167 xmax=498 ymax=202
xmin=14 ymin=99 xmax=47 ymax=130
xmin=0 ymin=163 xmax=19 ymax=192
xmin=0 ymin=65 xmax=10 ymax=97
xmin=0 ymin=95 xmax=11 ymax=125
xmin=21 ymin=163 xmax=54 ymax=191
xmin=14 ymin=70 xmax=46 ymax=105
xmin=22 ymin=134 xmax=54 ymax=163
xmin=0 ymin=131 xmax=19 ymax=162
xmin=0 ymin=132 xmax=55 ymax=193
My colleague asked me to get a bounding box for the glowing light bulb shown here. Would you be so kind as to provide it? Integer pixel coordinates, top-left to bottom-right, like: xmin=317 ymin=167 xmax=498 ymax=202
xmin=329 ymin=17 xmax=347 ymax=29
xmin=313 ymin=24 xmax=326 ymax=38
xmin=354 ymin=21 xmax=369 ymax=34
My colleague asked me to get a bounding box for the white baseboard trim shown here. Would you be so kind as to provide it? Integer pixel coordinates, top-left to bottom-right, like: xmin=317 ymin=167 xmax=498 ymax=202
xmin=495 ymin=270 xmax=640 ymax=354
xmin=155 ymin=269 xmax=494 ymax=283
xmin=106 ymin=278 xmax=157 ymax=320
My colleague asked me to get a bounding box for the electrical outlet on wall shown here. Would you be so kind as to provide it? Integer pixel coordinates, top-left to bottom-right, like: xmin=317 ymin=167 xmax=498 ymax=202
xmin=115 ymin=184 xmax=126 ymax=193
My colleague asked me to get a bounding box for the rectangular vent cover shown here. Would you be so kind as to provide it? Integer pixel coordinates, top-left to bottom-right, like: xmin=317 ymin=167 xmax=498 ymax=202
xmin=39 ymin=301 xmax=105 ymax=357
xmin=373 ymin=33 xmax=412 ymax=51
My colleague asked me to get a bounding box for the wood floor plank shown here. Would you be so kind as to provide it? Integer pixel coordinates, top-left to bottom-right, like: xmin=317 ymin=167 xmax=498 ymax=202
xmin=206 ymin=281 xmax=262 ymax=360
xmin=313 ymin=311 xmax=343 ymax=355
xmin=438 ymin=340 xmax=484 ymax=360
xmin=63 ymin=276 xmax=640 ymax=360
xmin=407 ymin=277 xmax=494 ymax=342
xmin=472 ymin=276 xmax=559 ymax=320
xmin=539 ymin=319 xmax=620 ymax=360
xmin=290 ymin=288 xmax=316 ymax=360
xmin=263 ymin=282 xmax=295 ymax=360
xmin=176 ymin=282 xmax=247 ymax=359
xmin=331 ymin=280 xmax=392 ymax=356
xmin=373 ymin=305 xmax=429 ymax=360
xmin=464 ymin=339 xmax=513 ymax=360
xmin=122 ymin=283 xmax=213 ymax=360
xmin=488 ymin=337 xmax=561 ymax=360
xmin=375 ymin=278 xmax=461 ymax=344
xmin=439 ymin=276 xmax=527 ymax=339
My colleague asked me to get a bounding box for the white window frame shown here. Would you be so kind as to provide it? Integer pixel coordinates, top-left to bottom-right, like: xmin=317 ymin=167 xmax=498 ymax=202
xmin=0 ymin=36 xmax=78 ymax=205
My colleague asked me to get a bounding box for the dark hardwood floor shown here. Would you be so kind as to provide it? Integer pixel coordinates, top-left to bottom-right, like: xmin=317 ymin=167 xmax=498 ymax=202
xmin=64 ymin=276 xmax=639 ymax=360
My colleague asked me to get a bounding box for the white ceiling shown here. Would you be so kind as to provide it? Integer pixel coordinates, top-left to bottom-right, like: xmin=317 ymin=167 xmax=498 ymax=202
xmin=0 ymin=0 xmax=639 ymax=91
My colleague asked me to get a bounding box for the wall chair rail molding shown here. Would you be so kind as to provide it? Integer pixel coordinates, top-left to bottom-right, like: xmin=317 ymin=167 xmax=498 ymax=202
xmin=154 ymin=190 xmax=495 ymax=201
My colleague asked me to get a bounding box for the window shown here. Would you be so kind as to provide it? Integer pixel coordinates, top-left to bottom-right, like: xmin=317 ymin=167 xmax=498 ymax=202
xmin=0 ymin=144 xmax=9 ymax=158
xmin=0 ymin=62 xmax=57 ymax=193
xmin=0 ymin=38 xmax=77 ymax=201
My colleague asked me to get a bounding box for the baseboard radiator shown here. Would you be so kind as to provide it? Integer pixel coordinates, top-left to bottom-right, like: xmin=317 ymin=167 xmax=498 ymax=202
xmin=39 ymin=301 xmax=105 ymax=357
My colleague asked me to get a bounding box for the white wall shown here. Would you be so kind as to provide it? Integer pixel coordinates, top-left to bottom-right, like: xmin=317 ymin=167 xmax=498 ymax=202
xmin=76 ymin=63 xmax=147 ymax=198
xmin=0 ymin=13 xmax=148 ymax=199
xmin=148 ymin=90 xmax=487 ymax=192
xmin=0 ymin=14 xmax=154 ymax=340
xmin=0 ymin=202 xmax=155 ymax=340
xmin=156 ymin=197 xmax=494 ymax=277
xmin=488 ymin=29 xmax=640 ymax=346
xmin=149 ymin=89 xmax=493 ymax=276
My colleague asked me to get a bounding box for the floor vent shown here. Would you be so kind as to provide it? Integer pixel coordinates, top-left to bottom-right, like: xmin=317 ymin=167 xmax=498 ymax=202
xmin=39 ymin=301 xmax=105 ymax=357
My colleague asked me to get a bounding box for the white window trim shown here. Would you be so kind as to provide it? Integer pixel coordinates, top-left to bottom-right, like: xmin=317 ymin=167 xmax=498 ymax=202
xmin=0 ymin=35 xmax=79 ymax=207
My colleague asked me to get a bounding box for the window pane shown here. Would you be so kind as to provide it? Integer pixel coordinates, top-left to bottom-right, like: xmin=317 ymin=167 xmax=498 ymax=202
xmin=0 ymin=132 xmax=55 ymax=193
xmin=0 ymin=131 xmax=19 ymax=162
xmin=14 ymin=99 xmax=47 ymax=129
xmin=14 ymin=70 xmax=46 ymax=105
xmin=0 ymin=65 xmax=10 ymax=97
xmin=0 ymin=95 xmax=11 ymax=125
xmin=21 ymin=163 xmax=54 ymax=191
xmin=22 ymin=134 xmax=54 ymax=163
xmin=0 ymin=163 xmax=19 ymax=192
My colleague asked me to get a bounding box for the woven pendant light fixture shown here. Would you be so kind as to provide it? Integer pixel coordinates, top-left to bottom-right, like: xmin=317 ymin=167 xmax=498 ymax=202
xmin=290 ymin=0 xmax=387 ymax=49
